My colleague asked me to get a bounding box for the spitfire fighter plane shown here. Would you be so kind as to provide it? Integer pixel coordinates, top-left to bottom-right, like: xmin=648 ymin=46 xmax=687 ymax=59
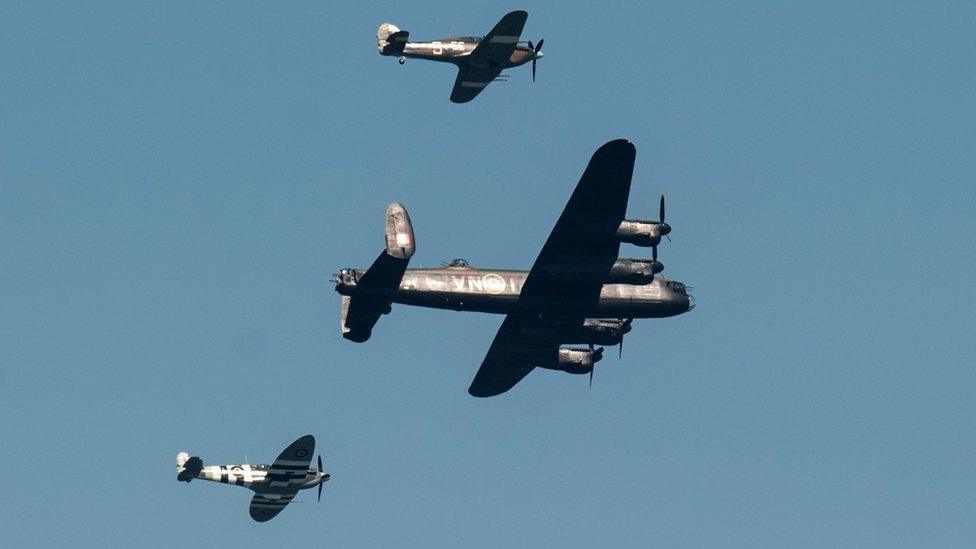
xmin=377 ymin=10 xmax=543 ymax=103
xmin=334 ymin=139 xmax=695 ymax=397
xmin=176 ymin=435 xmax=331 ymax=522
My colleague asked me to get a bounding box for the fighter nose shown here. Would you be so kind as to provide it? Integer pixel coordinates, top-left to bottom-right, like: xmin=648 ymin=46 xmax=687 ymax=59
xmin=535 ymin=51 xmax=544 ymax=59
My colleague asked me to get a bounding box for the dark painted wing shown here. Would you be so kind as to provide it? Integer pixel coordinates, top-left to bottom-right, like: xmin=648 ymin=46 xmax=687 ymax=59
xmin=469 ymin=315 xmax=556 ymax=397
xmin=449 ymin=65 xmax=503 ymax=103
xmin=266 ymin=434 xmax=315 ymax=490
xmin=450 ymin=11 xmax=527 ymax=103
xmin=519 ymin=139 xmax=636 ymax=306
xmin=468 ymin=10 xmax=527 ymax=64
xmin=249 ymin=492 xmax=296 ymax=522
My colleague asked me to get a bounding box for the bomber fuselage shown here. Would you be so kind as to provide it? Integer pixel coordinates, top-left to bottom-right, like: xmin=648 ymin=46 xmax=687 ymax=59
xmin=335 ymin=264 xmax=694 ymax=318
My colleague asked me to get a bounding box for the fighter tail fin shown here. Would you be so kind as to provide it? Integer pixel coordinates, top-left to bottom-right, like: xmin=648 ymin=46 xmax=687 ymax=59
xmin=176 ymin=452 xmax=204 ymax=482
xmin=377 ymin=23 xmax=409 ymax=55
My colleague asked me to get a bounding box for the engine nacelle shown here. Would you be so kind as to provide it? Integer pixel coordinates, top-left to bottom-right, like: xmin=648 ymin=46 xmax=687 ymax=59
xmin=606 ymin=258 xmax=663 ymax=285
xmin=615 ymin=220 xmax=662 ymax=247
xmin=554 ymin=346 xmax=604 ymax=375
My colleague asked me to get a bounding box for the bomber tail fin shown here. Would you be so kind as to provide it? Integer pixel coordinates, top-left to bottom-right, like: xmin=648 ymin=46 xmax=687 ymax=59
xmin=176 ymin=452 xmax=203 ymax=482
xmin=340 ymin=203 xmax=415 ymax=342
xmin=377 ymin=23 xmax=409 ymax=55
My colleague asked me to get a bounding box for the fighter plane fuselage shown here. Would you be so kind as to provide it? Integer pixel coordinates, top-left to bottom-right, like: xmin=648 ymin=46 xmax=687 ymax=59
xmin=335 ymin=264 xmax=693 ymax=318
xmin=192 ymin=463 xmax=327 ymax=494
xmin=397 ymin=38 xmax=536 ymax=68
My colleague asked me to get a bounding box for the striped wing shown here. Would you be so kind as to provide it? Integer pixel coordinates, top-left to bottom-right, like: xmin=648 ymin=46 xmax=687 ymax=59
xmin=249 ymin=492 xmax=296 ymax=522
xmin=266 ymin=434 xmax=315 ymax=489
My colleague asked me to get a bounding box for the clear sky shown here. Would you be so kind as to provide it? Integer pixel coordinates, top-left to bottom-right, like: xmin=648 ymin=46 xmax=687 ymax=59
xmin=2 ymin=2 xmax=975 ymax=547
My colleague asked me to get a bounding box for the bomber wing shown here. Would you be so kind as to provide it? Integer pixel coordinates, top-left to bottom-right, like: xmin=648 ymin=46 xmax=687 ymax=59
xmin=468 ymin=140 xmax=637 ymax=396
xmin=469 ymin=316 xmax=551 ymax=397
xmin=450 ymin=10 xmax=527 ymax=103
xmin=520 ymin=139 xmax=635 ymax=304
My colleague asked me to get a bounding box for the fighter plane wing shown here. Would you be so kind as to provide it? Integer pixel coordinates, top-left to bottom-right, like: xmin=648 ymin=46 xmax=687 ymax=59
xmin=450 ymin=10 xmax=527 ymax=103
xmin=249 ymin=492 xmax=297 ymax=522
xmin=519 ymin=139 xmax=635 ymax=305
xmin=449 ymin=65 xmax=503 ymax=103
xmin=468 ymin=140 xmax=636 ymax=397
xmin=266 ymin=434 xmax=315 ymax=490
xmin=469 ymin=10 xmax=527 ymax=65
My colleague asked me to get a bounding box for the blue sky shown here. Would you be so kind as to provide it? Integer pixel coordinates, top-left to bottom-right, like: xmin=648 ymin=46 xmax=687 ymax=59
xmin=2 ymin=2 xmax=974 ymax=547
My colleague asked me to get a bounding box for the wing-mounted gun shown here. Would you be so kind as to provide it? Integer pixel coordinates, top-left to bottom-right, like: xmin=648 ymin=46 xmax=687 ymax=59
xmin=338 ymin=203 xmax=415 ymax=342
xmin=176 ymin=452 xmax=203 ymax=482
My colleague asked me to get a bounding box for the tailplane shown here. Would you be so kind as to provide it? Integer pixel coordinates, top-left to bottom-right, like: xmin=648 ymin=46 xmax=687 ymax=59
xmin=377 ymin=23 xmax=409 ymax=55
xmin=338 ymin=203 xmax=415 ymax=342
xmin=176 ymin=452 xmax=204 ymax=482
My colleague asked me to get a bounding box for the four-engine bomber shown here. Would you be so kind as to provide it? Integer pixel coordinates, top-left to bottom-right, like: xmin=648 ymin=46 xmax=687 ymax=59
xmin=335 ymin=140 xmax=694 ymax=397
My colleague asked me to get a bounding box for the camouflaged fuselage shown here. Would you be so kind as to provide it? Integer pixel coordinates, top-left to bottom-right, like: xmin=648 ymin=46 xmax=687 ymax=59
xmin=397 ymin=38 xmax=535 ymax=68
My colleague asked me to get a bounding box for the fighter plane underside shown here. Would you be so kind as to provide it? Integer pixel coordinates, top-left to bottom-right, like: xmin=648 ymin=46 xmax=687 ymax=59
xmin=177 ymin=435 xmax=331 ymax=522
xmin=376 ymin=10 xmax=544 ymax=103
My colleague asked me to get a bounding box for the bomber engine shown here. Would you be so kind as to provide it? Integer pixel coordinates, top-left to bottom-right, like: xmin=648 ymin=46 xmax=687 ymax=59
xmin=541 ymin=346 xmax=604 ymax=374
xmin=615 ymin=219 xmax=669 ymax=247
xmin=518 ymin=318 xmax=632 ymax=346
xmin=606 ymin=258 xmax=663 ymax=285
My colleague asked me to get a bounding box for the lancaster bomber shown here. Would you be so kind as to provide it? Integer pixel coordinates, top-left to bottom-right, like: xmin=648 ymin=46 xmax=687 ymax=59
xmin=177 ymin=435 xmax=330 ymax=522
xmin=334 ymin=140 xmax=695 ymax=397
xmin=377 ymin=10 xmax=543 ymax=103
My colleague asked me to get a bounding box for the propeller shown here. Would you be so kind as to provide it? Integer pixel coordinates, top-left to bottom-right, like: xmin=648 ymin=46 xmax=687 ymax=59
xmin=659 ymin=194 xmax=671 ymax=243
xmin=587 ymin=345 xmax=604 ymax=387
xmin=317 ymin=454 xmax=324 ymax=502
xmin=528 ymin=39 xmax=544 ymax=82
xmin=618 ymin=318 xmax=633 ymax=359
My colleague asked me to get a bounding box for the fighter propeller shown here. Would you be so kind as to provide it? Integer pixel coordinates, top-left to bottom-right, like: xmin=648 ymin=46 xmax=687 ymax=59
xmin=528 ymin=39 xmax=544 ymax=82
xmin=317 ymin=455 xmax=325 ymax=502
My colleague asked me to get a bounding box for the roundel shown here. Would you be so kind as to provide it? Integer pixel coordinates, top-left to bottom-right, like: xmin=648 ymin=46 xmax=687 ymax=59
xmin=295 ymin=449 xmax=308 ymax=458
xmin=482 ymin=274 xmax=506 ymax=295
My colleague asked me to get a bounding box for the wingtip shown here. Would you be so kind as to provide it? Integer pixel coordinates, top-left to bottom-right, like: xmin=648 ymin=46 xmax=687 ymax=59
xmin=592 ymin=139 xmax=636 ymax=160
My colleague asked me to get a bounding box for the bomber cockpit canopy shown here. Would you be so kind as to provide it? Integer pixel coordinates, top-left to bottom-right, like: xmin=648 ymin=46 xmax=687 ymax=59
xmin=444 ymin=258 xmax=471 ymax=268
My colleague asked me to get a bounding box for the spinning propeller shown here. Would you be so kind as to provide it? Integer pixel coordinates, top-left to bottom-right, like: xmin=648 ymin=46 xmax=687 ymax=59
xmin=528 ymin=39 xmax=544 ymax=82
xmin=653 ymin=194 xmax=671 ymax=263
xmin=586 ymin=345 xmax=605 ymax=387
xmin=317 ymin=454 xmax=325 ymax=502
xmin=618 ymin=318 xmax=633 ymax=359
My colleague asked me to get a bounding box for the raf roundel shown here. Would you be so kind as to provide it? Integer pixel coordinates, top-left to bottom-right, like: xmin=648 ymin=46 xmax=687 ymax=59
xmin=295 ymin=449 xmax=308 ymax=458
xmin=482 ymin=274 xmax=506 ymax=295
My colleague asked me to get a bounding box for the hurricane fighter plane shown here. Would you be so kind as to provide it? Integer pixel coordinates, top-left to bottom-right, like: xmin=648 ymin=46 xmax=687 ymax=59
xmin=176 ymin=435 xmax=331 ymax=522
xmin=334 ymin=139 xmax=695 ymax=397
xmin=377 ymin=10 xmax=543 ymax=103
